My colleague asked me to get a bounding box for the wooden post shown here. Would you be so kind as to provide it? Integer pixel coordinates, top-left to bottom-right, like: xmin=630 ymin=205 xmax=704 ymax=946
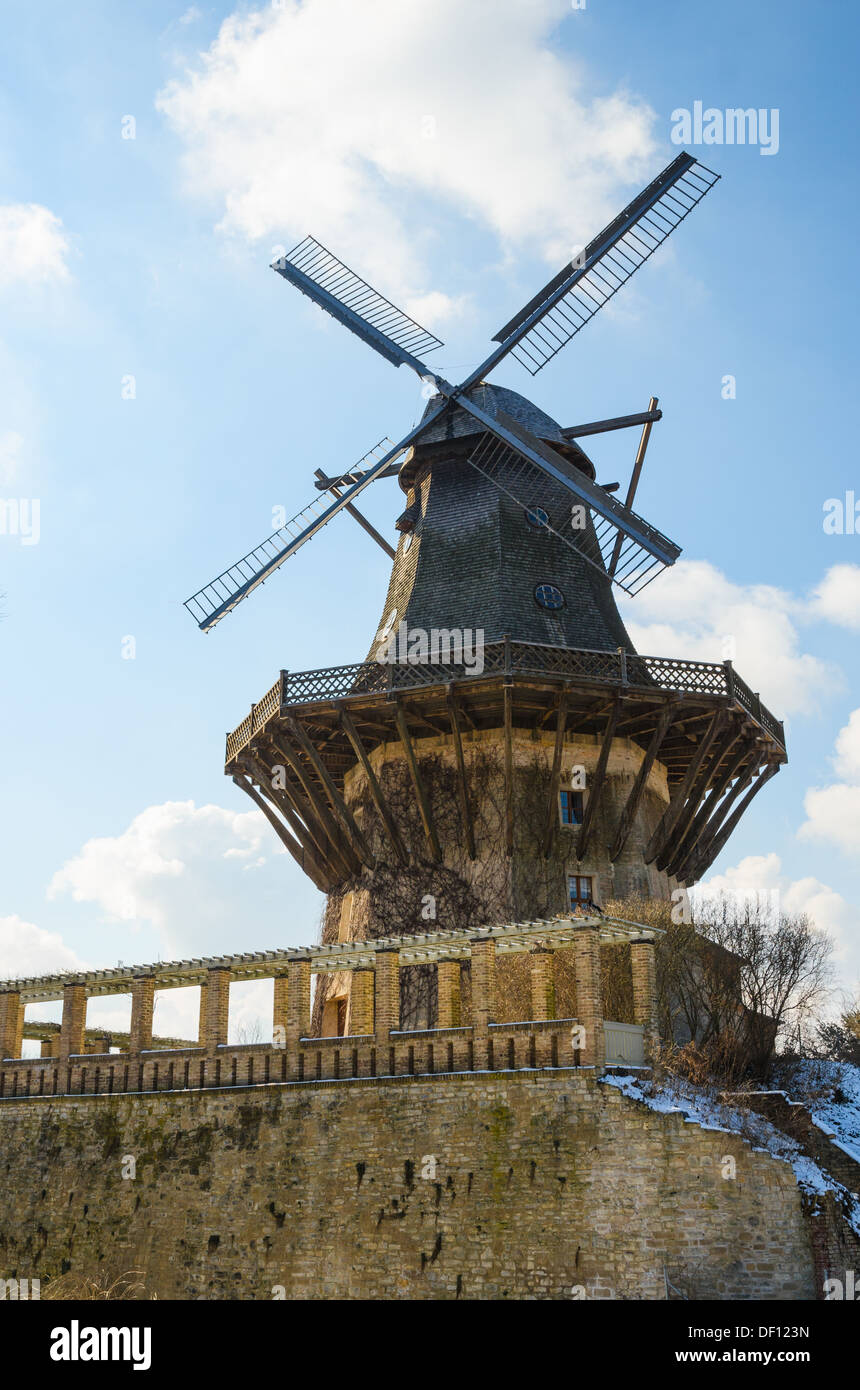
xmin=578 ymin=696 xmax=619 ymax=860
xmin=610 ymin=702 xmax=672 ymax=861
xmin=339 ymin=706 xmax=409 ymax=865
xmin=541 ymin=692 xmax=569 ymax=858
xmin=394 ymin=703 xmax=442 ymax=862
xmin=446 ymin=688 xmax=476 ymax=861
xmin=503 ymin=685 xmax=514 ymax=857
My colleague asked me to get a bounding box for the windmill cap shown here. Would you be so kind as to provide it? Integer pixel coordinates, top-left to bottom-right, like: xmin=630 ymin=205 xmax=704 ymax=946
xmin=401 ymin=382 xmax=595 ymax=485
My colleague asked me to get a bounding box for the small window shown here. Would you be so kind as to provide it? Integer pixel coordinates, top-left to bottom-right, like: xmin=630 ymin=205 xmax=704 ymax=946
xmin=559 ymin=789 xmax=584 ymax=825
xmin=535 ymin=583 xmax=565 ymax=610
xmin=525 ymin=507 xmax=549 ymax=529
xmin=402 ymin=532 xmax=413 ymax=553
xmin=568 ymin=875 xmax=593 ymax=910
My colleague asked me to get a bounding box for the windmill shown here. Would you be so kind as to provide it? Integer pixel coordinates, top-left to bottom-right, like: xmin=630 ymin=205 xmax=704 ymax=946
xmin=184 ymin=152 xmax=717 ymax=633
xmin=186 ymin=151 xmax=786 ymax=1034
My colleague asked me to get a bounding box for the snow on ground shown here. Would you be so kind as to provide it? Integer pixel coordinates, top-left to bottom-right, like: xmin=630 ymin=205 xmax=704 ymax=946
xmin=780 ymin=1059 xmax=860 ymax=1164
xmin=603 ymin=1067 xmax=860 ymax=1236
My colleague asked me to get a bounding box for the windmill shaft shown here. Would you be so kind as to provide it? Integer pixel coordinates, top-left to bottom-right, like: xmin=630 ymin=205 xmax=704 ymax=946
xmin=608 ymin=397 xmax=659 ymax=578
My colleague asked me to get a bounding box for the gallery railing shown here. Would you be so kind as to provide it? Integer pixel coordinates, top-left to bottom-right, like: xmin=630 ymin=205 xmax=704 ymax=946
xmin=226 ymin=639 xmax=785 ymax=763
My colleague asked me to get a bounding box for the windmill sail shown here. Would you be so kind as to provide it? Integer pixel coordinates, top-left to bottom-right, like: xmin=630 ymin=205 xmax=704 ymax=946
xmin=487 ymin=154 xmax=719 ymax=377
xmin=461 ymin=406 xmax=680 ymax=596
xmin=185 ymin=439 xmax=397 ymax=632
xmin=273 ymin=237 xmax=444 ymax=374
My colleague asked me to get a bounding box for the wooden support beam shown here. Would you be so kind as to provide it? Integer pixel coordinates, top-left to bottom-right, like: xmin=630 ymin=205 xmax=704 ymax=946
xmin=681 ymin=756 xmax=764 ymax=882
xmin=560 ymin=407 xmax=662 ymax=440
xmin=339 ymin=704 xmax=409 ymax=866
xmin=662 ymin=725 xmax=745 ymax=876
xmin=541 ymin=691 xmax=569 ymax=858
xmin=643 ymin=708 xmax=726 ymax=865
xmin=675 ymin=740 xmax=765 ymax=884
xmin=608 ymin=396 xmax=658 ymax=579
xmin=503 ymin=683 xmax=514 ymax=857
xmin=242 ymin=752 xmax=334 ymax=880
xmin=232 ymin=775 xmax=330 ymax=892
xmin=314 ymin=468 xmax=396 ymax=560
xmin=610 ymin=701 xmax=672 ymax=861
xmin=689 ymin=763 xmax=780 ymax=882
xmin=394 ymin=701 xmax=442 ymax=862
xmin=577 ymin=695 xmax=619 ymax=860
xmin=446 ymin=686 xmax=476 ymax=861
xmin=657 ymin=717 xmax=738 ymax=872
xmin=286 ymin=717 xmax=377 ymax=870
xmin=270 ymin=733 xmax=360 ymax=878
xmin=261 ymin=742 xmax=342 ymax=868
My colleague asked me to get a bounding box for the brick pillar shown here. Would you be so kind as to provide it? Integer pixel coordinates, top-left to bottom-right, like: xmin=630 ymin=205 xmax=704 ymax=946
xmin=50 ymin=1033 xmax=61 ymax=1058
xmin=572 ymin=928 xmax=604 ymax=1067
xmin=286 ymin=959 xmax=312 ymax=1080
xmin=59 ymin=984 xmax=87 ymax=1059
xmin=374 ymin=950 xmax=400 ymax=1041
xmin=40 ymin=1038 xmax=53 ymax=1058
xmin=631 ymin=937 xmax=659 ymax=1064
xmin=529 ymin=945 xmax=555 ymax=1022
xmin=436 ymin=959 xmax=461 ymax=1028
xmin=13 ymin=1003 xmax=25 ymax=1060
xmin=203 ymin=967 xmax=231 ymax=1049
xmin=0 ymin=991 xmax=20 ymax=1058
xmin=129 ymin=976 xmax=155 ymax=1053
xmin=197 ymin=980 xmax=208 ymax=1046
xmin=471 ymin=938 xmax=496 ymax=1068
xmin=349 ymin=968 xmax=374 ymax=1036
xmin=272 ymin=974 xmax=289 ymax=1045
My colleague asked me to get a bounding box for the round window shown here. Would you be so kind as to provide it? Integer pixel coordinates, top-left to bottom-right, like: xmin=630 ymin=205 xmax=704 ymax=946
xmin=534 ymin=583 xmax=565 ymax=611
xmin=525 ymin=507 xmax=549 ymax=529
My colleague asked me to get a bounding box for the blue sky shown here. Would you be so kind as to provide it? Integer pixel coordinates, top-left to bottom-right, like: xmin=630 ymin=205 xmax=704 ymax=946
xmin=2 ymin=0 xmax=859 ymax=1041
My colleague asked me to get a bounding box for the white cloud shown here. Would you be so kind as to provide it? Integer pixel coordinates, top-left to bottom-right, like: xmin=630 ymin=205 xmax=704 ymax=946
xmin=798 ymin=706 xmax=860 ymax=856
xmin=696 ymin=853 xmax=859 ymax=971
xmin=0 ymin=204 xmax=71 ymax=288
xmin=46 ymin=800 xmax=309 ymax=958
xmin=833 ymin=707 xmax=860 ymax=782
xmin=157 ymin=0 xmax=658 ymax=298
xmin=808 ymin=564 xmax=860 ymax=632
xmin=621 ymin=559 xmax=840 ymax=718
xmin=0 ymin=430 xmax=24 ymax=486
xmin=801 ymin=783 xmax=860 ymax=856
xmin=0 ymin=914 xmax=86 ymax=980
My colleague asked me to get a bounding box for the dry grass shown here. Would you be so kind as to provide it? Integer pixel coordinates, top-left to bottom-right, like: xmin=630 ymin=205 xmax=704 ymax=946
xmin=41 ymin=1270 xmax=153 ymax=1301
